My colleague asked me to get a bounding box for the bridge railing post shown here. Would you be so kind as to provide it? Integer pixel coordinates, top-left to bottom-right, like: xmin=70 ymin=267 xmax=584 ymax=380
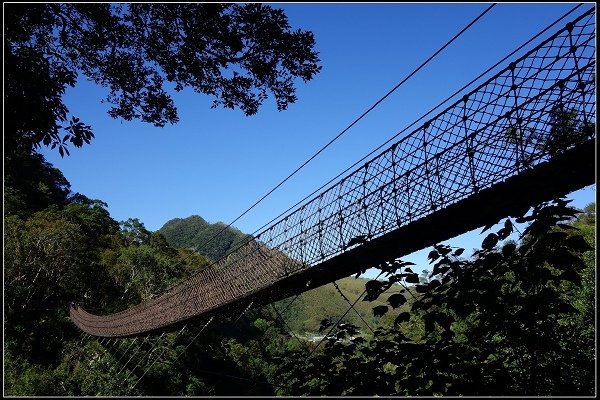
xmin=462 ymin=95 xmax=479 ymax=194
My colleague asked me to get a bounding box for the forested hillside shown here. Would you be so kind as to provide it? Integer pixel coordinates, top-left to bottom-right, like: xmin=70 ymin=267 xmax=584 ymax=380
xmin=274 ymin=277 xmax=407 ymax=334
xmin=4 ymin=3 xmax=595 ymax=396
xmin=159 ymin=216 xmax=251 ymax=262
xmin=4 ymin=148 xmax=596 ymax=396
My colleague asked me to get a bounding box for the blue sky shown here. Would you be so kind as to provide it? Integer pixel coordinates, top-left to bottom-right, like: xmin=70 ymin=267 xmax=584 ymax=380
xmin=39 ymin=3 xmax=596 ymax=275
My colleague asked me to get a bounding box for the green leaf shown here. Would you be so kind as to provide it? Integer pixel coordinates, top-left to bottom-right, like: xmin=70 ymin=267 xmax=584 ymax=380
xmin=387 ymin=293 xmax=407 ymax=308
xmin=432 ymin=264 xmax=450 ymax=276
xmin=319 ymin=318 xmax=333 ymax=332
xmin=415 ymin=284 xmax=428 ymax=293
xmin=428 ymin=279 xmax=441 ymax=290
xmin=558 ymin=270 xmax=582 ymax=286
xmin=480 ymin=221 xmax=497 ymax=233
xmin=496 ymin=219 xmax=513 ymax=239
xmin=502 ymin=242 xmax=517 ymax=257
xmin=548 ymin=247 xmax=584 ymax=270
xmin=556 ymin=302 xmax=577 ymax=314
xmin=428 ymin=250 xmax=440 ymax=261
xmin=373 ymin=305 xmax=389 ymax=317
xmin=436 ymin=245 xmax=452 ymax=256
xmin=365 ymin=280 xmax=385 ymax=301
xmin=557 ymin=223 xmax=577 ymax=230
xmin=424 ymin=315 xmax=435 ymax=334
xmin=566 ymin=235 xmax=592 ymax=252
xmin=395 ymin=260 xmax=416 ymax=268
xmin=352 ymin=336 xmax=365 ymax=345
xmin=394 ymin=312 xmax=410 ymax=326
xmin=377 ymin=262 xmax=396 ymax=275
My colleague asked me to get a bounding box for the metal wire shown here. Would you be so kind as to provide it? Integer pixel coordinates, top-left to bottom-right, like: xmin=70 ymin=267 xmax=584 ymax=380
xmin=130 ymin=325 xmax=188 ymax=390
xmin=333 ymin=281 xmax=375 ymax=335
xmin=69 ymin=7 xmax=596 ymax=338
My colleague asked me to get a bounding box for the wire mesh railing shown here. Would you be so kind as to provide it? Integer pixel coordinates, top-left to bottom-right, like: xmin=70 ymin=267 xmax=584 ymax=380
xmin=71 ymin=7 xmax=596 ymax=337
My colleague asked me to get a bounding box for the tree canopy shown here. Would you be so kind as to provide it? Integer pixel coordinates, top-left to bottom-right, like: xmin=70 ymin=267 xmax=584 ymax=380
xmin=3 ymin=151 xmax=595 ymax=395
xmin=5 ymin=3 xmax=321 ymax=156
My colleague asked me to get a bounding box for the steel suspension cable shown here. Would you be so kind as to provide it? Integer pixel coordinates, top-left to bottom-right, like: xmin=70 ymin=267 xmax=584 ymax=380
xmin=122 ymin=332 xmax=166 ymax=385
xmin=116 ymin=335 xmax=150 ymax=377
xmin=114 ymin=337 xmax=138 ymax=368
xmin=177 ymin=3 xmax=498 ymax=259
xmin=167 ymin=2 xmax=584 ymax=290
xmin=71 ymin=3 xmax=592 ymax=338
xmin=305 ymin=271 xmax=385 ymax=360
xmin=130 ymin=325 xmax=188 ymax=390
xmin=171 ymin=316 xmax=215 ymax=365
xmin=124 ymin=3 xmax=501 ymax=306
xmin=333 ymin=281 xmax=375 ymax=335
xmin=270 ymin=303 xmax=311 ymax=351
xmin=86 ymin=0 xmax=566 ymax=324
xmin=225 ymin=3 xmax=585 ymax=249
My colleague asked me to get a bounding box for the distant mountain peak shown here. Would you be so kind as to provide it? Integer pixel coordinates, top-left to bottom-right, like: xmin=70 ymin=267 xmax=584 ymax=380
xmin=159 ymin=215 xmax=250 ymax=262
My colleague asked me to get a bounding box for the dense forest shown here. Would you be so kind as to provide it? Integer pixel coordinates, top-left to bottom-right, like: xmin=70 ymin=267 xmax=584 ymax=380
xmin=4 ymin=3 xmax=596 ymax=396
xmin=4 ymin=146 xmax=596 ymax=395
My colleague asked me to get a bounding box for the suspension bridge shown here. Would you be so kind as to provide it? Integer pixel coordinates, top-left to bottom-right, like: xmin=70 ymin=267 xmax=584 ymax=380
xmin=70 ymin=8 xmax=596 ymax=340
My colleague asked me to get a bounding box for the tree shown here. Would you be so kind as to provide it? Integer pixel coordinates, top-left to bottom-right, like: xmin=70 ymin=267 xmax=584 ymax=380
xmin=4 ymin=151 xmax=72 ymax=216
xmin=543 ymin=102 xmax=593 ymax=157
xmin=5 ymin=3 xmax=321 ymax=156
xmin=278 ymin=198 xmax=595 ymax=396
xmin=120 ymin=218 xmax=152 ymax=246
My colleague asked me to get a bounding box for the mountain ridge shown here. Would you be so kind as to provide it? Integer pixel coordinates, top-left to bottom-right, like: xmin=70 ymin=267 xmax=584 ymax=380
xmin=157 ymin=214 xmax=405 ymax=333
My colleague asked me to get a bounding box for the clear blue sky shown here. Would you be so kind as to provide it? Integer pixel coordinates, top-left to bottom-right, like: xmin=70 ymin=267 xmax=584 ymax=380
xmin=39 ymin=3 xmax=596 ymax=276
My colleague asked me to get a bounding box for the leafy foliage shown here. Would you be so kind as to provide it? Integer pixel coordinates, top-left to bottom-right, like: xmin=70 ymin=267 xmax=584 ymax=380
xmin=4 ymin=143 xmax=594 ymax=396
xmin=5 ymin=3 xmax=321 ymax=156
xmin=274 ymin=277 xmax=405 ymax=334
xmin=4 ymin=149 xmax=302 ymax=396
xmin=4 ymin=151 xmax=72 ymax=216
xmin=278 ymin=198 xmax=596 ymax=396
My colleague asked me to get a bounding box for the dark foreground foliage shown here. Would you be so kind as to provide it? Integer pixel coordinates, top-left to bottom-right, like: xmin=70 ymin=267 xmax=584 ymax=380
xmin=3 ymin=149 xmax=595 ymax=396
xmin=277 ymin=198 xmax=596 ymax=396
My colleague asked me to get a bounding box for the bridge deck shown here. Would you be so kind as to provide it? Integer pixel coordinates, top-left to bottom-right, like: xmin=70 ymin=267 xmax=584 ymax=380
xmin=70 ymin=7 xmax=596 ymax=337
